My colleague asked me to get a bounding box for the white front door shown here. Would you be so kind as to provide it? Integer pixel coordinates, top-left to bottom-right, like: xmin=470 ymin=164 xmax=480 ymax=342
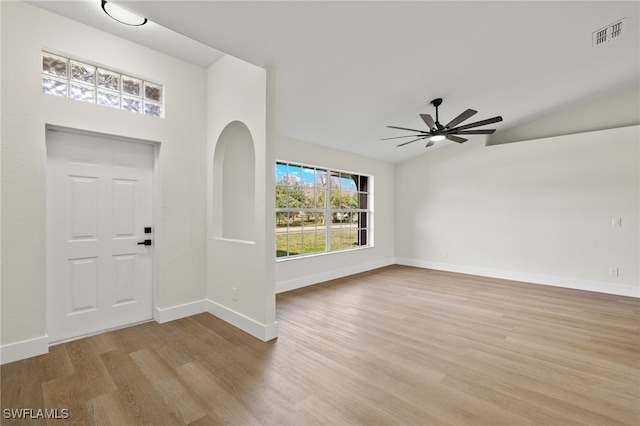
xmin=46 ymin=129 xmax=154 ymax=343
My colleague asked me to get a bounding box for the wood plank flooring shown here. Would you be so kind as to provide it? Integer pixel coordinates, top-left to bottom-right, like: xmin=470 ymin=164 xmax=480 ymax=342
xmin=2 ymin=265 xmax=639 ymax=425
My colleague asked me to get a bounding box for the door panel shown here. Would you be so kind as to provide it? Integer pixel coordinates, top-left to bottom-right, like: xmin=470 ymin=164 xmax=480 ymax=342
xmin=113 ymin=179 xmax=136 ymax=237
xmin=69 ymin=257 xmax=98 ymax=313
xmin=113 ymin=254 xmax=136 ymax=305
xmin=47 ymin=129 xmax=154 ymax=343
xmin=69 ymin=176 xmax=99 ymax=240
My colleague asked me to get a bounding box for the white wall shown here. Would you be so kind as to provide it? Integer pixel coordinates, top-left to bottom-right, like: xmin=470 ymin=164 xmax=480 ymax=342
xmin=395 ymin=125 xmax=639 ymax=297
xmin=489 ymin=85 xmax=640 ymax=145
xmin=2 ymin=0 xmax=637 ymax=367
xmin=207 ymin=55 xmax=276 ymax=339
xmin=1 ymin=2 xmax=208 ymax=354
xmin=275 ymin=136 xmax=395 ymax=293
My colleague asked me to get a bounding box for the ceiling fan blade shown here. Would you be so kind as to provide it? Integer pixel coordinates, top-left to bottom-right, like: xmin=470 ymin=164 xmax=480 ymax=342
xmin=420 ymin=114 xmax=436 ymax=130
xmin=454 ymin=129 xmax=497 ymax=135
xmin=425 ymin=140 xmax=435 ymax=148
xmin=397 ymin=136 xmax=428 ymax=147
xmin=444 ymin=109 xmax=477 ymax=129
xmin=387 ymin=125 xmax=429 ymax=133
xmin=452 ymin=116 xmax=503 ymax=131
xmin=381 ymin=134 xmax=423 ymax=141
xmin=446 ymin=135 xmax=467 ymax=143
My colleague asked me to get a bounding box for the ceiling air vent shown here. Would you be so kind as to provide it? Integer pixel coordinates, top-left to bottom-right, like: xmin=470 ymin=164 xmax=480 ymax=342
xmin=593 ymin=18 xmax=626 ymax=47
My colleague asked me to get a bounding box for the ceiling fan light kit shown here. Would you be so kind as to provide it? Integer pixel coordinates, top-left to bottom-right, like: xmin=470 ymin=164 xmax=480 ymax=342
xmin=383 ymin=98 xmax=503 ymax=148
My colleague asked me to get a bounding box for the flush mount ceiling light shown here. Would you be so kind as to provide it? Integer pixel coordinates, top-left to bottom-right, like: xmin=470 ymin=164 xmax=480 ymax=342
xmin=102 ymin=0 xmax=147 ymax=26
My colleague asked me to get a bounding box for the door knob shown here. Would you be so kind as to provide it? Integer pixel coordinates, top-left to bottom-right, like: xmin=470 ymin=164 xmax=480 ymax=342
xmin=137 ymin=239 xmax=152 ymax=246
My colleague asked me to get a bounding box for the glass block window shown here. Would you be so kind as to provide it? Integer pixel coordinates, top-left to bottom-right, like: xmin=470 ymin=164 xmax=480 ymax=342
xmin=276 ymin=161 xmax=371 ymax=259
xmin=42 ymin=51 xmax=164 ymax=118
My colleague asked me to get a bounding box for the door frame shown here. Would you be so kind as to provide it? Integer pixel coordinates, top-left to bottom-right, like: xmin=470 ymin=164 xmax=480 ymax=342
xmin=45 ymin=124 xmax=160 ymax=344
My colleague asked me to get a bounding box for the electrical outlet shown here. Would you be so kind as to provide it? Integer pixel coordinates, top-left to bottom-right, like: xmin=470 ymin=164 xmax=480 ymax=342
xmin=609 ymin=267 xmax=619 ymax=277
xmin=232 ymin=287 xmax=238 ymax=301
xmin=442 ymin=250 xmax=449 ymax=260
xmin=612 ymin=217 xmax=622 ymax=227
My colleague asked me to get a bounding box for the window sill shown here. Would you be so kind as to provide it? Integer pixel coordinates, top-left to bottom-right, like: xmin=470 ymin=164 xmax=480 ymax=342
xmin=276 ymin=245 xmax=372 ymax=262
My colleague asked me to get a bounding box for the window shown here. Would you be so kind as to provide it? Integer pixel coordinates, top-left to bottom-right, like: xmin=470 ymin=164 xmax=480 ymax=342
xmin=41 ymin=51 xmax=164 ymax=118
xmin=276 ymin=161 xmax=370 ymax=259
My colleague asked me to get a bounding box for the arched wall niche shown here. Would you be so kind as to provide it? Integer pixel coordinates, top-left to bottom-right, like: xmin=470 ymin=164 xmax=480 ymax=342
xmin=212 ymin=121 xmax=255 ymax=242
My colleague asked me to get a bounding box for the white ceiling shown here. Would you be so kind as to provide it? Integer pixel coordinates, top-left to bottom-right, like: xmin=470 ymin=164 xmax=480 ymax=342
xmin=28 ymin=1 xmax=640 ymax=163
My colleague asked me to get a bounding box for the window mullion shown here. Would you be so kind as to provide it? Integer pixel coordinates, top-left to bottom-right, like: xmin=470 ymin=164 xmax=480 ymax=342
xmin=325 ymin=172 xmax=331 ymax=253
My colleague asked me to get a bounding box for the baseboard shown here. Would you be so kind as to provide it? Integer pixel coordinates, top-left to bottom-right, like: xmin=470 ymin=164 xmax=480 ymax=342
xmin=1 ymin=299 xmax=273 ymax=364
xmin=395 ymin=258 xmax=639 ymax=298
xmin=276 ymin=257 xmax=395 ymax=294
xmin=206 ymin=300 xmax=278 ymax=341
xmin=0 ymin=335 xmax=49 ymax=365
xmin=155 ymin=299 xmax=278 ymax=340
xmin=154 ymin=299 xmax=208 ymax=324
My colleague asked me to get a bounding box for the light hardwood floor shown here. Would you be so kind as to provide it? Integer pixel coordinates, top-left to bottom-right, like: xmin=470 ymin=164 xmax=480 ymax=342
xmin=2 ymin=265 xmax=639 ymax=425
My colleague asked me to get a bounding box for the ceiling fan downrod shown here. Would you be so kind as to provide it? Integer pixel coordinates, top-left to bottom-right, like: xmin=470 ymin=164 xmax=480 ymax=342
xmin=430 ymin=98 xmax=443 ymax=129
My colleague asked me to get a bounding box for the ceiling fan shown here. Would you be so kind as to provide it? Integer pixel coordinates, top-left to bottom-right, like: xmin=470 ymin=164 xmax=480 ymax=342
xmin=383 ymin=98 xmax=503 ymax=148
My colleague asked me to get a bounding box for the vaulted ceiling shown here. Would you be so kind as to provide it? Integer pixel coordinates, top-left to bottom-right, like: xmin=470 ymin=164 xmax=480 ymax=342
xmin=29 ymin=1 xmax=640 ymax=162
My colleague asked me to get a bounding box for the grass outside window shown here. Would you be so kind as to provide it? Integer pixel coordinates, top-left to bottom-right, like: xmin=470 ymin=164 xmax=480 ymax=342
xmin=276 ymin=162 xmax=370 ymax=259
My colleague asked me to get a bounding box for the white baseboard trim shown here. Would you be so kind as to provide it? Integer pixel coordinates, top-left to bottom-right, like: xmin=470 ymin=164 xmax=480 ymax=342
xmin=395 ymin=258 xmax=639 ymax=298
xmin=2 ymin=299 xmax=274 ymax=364
xmin=206 ymin=299 xmax=278 ymax=341
xmin=154 ymin=299 xmax=208 ymax=324
xmin=155 ymin=298 xmax=278 ymax=341
xmin=276 ymin=257 xmax=395 ymax=294
xmin=0 ymin=335 xmax=49 ymax=365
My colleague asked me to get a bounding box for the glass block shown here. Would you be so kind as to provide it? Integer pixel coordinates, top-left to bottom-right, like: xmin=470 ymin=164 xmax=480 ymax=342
xmin=70 ymin=60 xmax=95 ymax=84
xmin=42 ymin=76 xmax=68 ymax=97
xmin=122 ymin=96 xmax=141 ymax=113
xmin=143 ymin=102 xmax=163 ymax=117
xmin=144 ymin=81 xmax=162 ymax=102
xmin=42 ymin=52 xmax=67 ymax=77
xmin=122 ymin=76 xmax=141 ymax=96
xmin=70 ymin=83 xmax=95 ymax=103
xmin=97 ymin=68 xmax=119 ymax=91
xmin=97 ymin=89 xmax=120 ymax=108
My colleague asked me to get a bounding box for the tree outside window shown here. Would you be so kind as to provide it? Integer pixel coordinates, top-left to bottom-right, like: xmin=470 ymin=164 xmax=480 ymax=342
xmin=276 ymin=162 xmax=370 ymax=259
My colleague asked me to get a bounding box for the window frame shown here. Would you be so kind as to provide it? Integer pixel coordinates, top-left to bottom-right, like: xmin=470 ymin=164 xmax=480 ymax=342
xmin=275 ymin=161 xmax=372 ymax=260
